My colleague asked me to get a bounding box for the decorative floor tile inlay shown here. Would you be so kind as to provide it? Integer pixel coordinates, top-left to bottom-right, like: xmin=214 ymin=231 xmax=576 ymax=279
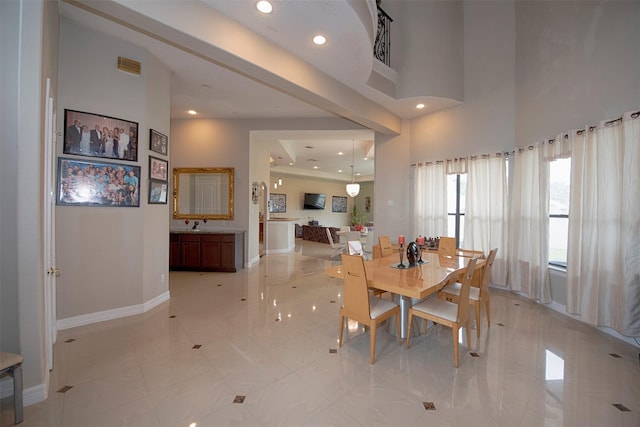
xmin=329 ymin=349 xmax=337 ymax=354
xmin=514 ymin=303 xmax=520 ymax=306
xmin=169 ymin=315 xmax=176 ymax=318
xmin=233 ymin=395 xmax=246 ymax=404
xmin=609 ymin=353 xmax=622 ymax=358
xmin=57 ymin=386 xmax=73 ymax=393
xmin=217 ymin=284 xmax=222 ymax=287
xmin=240 ymin=298 xmax=246 ymax=301
xmin=192 ymin=344 xmax=202 ymax=349
xmin=612 ymin=403 xmax=631 ymax=412
xmin=470 ymin=352 xmax=480 ymax=357
xmin=497 ymin=323 xmax=505 ymax=326
xmin=423 ymin=402 xmax=436 ymax=410
xmin=64 ymin=339 xmax=76 ymax=343
xmin=330 ymin=300 xmax=336 ymax=303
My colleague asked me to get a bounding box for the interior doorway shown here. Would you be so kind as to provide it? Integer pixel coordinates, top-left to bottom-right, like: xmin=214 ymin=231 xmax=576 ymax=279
xmin=259 ymin=182 xmax=267 ymax=257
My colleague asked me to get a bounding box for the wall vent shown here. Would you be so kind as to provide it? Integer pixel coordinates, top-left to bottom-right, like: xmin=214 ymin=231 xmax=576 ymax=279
xmin=117 ymin=57 xmax=141 ymax=75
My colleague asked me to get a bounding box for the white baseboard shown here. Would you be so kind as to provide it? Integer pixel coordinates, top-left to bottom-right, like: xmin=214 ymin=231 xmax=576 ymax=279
xmin=266 ymin=245 xmax=295 ymax=254
xmin=247 ymin=255 xmax=260 ymax=268
xmin=57 ymin=291 xmax=170 ymax=330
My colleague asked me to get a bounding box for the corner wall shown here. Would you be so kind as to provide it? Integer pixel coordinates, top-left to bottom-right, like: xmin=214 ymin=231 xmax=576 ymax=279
xmin=56 ymin=18 xmax=170 ymax=322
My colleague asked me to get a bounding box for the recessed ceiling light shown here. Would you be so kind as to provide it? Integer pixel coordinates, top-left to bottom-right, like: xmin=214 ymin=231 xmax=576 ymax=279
xmin=337 ymin=152 xmax=343 ymax=156
xmin=288 ymin=162 xmax=293 ymax=166
xmin=187 ymin=110 xmax=197 ymax=115
xmin=338 ymin=169 xmax=343 ymax=173
xmin=416 ymin=103 xmax=426 ymax=109
xmin=313 ymin=166 xmax=319 ymax=169
xmin=363 ymin=157 xmax=368 ymax=160
xmin=256 ymin=0 xmax=272 ymax=14
xmin=356 ymin=172 xmax=361 ymax=176
xmin=312 ymin=35 xmax=327 ymax=45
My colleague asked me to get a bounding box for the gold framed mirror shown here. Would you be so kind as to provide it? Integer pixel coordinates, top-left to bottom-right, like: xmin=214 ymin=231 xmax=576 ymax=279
xmin=172 ymin=167 xmax=234 ymax=220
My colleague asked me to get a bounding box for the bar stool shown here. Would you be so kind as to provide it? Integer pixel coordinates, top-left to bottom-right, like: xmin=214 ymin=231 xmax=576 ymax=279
xmin=0 ymin=352 xmax=24 ymax=424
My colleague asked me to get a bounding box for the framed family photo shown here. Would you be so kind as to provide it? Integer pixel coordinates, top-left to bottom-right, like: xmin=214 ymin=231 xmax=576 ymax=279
xmin=63 ymin=109 xmax=138 ymax=161
xmin=332 ymin=195 xmax=347 ymax=213
xmin=57 ymin=157 xmax=141 ymax=207
xmin=149 ymin=179 xmax=168 ymax=204
xmin=149 ymin=129 xmax=168 ymax=156
xmin=149 ymin=156 xmax=168 ymax=181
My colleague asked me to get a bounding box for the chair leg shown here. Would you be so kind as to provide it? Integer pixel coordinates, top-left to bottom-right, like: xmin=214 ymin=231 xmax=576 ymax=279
xmin=485 ymin=300 xmax=491 ymax=328
xmin=406 ymin=312 xmax=414 ymax=348
xmin=475 ymin=303 xmax=481 ymax=338
xmin=452 ymin=326 xmax=460 ymax=368
xmin=13 ymin=364 xmax=23 ymax=424
xmin=369 ymin=324 xmax=377 ymax=364
xmin=395 ymin=312 xmax=402 ymax=345
xmin=338 ymin=314 xmax=345 ymax=347
xmin=465 ymin=320 xmax=472 ymax=351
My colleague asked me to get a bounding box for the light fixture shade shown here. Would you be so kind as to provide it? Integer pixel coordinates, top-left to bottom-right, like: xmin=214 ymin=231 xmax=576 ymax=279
xmin=346 ymin=183 xmax=360 ymax=197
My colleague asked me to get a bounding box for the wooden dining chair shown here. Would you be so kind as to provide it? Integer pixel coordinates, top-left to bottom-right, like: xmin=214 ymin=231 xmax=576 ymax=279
xmin=378 ymin=235 xmax=393 ymax=257
xmin=406 ymin=257 xmax=478 ymax=367
xmin=339 ymin=254 xmax=401 ymax=363
xmin=439 ymin=248 xmax=497 ymax=338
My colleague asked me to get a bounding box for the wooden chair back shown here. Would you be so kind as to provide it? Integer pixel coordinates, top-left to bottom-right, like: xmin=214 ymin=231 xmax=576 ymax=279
xmin=438 ymin=236 xmax=457 ymax=257
xmin=456 ymin=257 xmax=478 ymax=324
xmin=479 ymin=248 xmax=498 ymax=299
xmin=378 ymin=235 xmax=393 ymax=257
xmin=341 ymin=254 xmax=372 ymax=321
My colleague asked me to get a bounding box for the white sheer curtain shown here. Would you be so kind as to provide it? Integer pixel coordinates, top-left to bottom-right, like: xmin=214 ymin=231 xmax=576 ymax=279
xmin=567 ymin=111 xmax=640 ymax=336
xmin=465 ymin=154 xmax=508 ymax=285
xmin=413 ymin=161 xmax=447 ymax=238
xmin=507 ymin=146 xmax=551 ymax=302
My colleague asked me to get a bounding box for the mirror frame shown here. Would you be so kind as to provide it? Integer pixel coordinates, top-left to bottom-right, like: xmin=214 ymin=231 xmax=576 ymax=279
xmin=172 ymin=167 xmax=234 ymax=220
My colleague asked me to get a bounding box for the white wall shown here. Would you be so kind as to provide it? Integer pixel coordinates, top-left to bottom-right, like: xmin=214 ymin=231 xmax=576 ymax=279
xmin=56 ymin=18 xmax=170 ymax=321
xmin=515 ymin=0 xmax=640 ymax=145
xmin=388 ymin=0 xmax=464 ymax=101
xmin=1 ymin=0 xmax=59 ymax=397
xmin=409 ymin=0 xmax=517 ymax=162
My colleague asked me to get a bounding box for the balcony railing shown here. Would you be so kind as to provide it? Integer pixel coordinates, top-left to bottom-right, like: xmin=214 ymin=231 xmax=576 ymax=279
xmin=374 ymin=6 xmax=393 ymax=67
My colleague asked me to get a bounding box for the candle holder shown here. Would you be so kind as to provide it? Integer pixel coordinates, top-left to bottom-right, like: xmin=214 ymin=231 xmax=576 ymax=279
xmin=398 ymin=243 xmax=406 ymax=268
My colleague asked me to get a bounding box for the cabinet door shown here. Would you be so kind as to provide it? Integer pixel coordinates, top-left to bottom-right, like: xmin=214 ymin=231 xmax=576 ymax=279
xmin=220 ymin=234 xmax=236 ymax=270
xmin=169 ymin=234 xmax=181 ymax=268
xmin=201 ymin=234 xmax=222 ymax=269
xmin=180 ymin=234 xmax=201 ymax=268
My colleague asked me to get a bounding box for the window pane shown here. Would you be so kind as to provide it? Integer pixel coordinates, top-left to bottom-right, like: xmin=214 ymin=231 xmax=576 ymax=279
xmin=549 ymin=217 xmax=568 ymax=265
xmin=447 ymin=214 xmax=456 ymax=238
xmin=459 ymin=174 xmax=467 ymax=214
xmin=459 ymin=216 xmax=465 ymax=247
xmin=447 ymin=174 xmax=457 ymax=213
xmin=550 ymin=158 xmax=571 ymax=215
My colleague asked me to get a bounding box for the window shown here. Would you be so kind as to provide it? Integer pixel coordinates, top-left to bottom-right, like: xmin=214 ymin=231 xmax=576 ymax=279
xmin=447 ymin=174 xmax=467 ymax=246
xmin=549 ymin=158 xmax=570 ymax=268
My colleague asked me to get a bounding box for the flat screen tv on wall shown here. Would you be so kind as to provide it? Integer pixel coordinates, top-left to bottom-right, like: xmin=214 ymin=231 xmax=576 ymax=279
xmin=303 ymin=193 xmax=326 ymax=210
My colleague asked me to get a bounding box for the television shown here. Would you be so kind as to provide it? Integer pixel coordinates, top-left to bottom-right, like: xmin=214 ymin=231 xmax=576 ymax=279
xmin=303 ymin=193 xmax=326 ymax=210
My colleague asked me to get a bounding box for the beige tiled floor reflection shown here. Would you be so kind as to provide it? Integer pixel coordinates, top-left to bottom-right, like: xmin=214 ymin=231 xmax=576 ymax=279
xmin=3 ymin=240 xmax=640 ymax=426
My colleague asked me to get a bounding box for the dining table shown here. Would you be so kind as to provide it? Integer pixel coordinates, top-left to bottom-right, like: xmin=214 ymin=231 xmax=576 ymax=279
xmin=325 ymin=250 xmax=484 ymax=338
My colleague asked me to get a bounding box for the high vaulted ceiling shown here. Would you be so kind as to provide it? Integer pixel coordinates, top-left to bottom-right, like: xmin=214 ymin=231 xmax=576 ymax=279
xmin=59 ymin=0 xmax=452 ymax=181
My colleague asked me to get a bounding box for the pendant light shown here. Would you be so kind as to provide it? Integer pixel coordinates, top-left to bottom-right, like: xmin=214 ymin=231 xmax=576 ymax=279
xmin=346 ymin=140 xmax=360 ymax=197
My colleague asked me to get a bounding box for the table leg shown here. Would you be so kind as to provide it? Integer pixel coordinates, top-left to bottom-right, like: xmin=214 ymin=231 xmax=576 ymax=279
xmin=386 ymin=294 xmax=423 ymax=339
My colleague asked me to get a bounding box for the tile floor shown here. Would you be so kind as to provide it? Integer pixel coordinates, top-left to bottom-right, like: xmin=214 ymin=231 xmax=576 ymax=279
xmin=2 ymin=240 xmax=640 ymax=427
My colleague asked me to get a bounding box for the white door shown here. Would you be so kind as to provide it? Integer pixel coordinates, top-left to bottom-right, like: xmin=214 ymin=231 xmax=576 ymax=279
xmin=43 ymin=78 xmax=58 ymax=370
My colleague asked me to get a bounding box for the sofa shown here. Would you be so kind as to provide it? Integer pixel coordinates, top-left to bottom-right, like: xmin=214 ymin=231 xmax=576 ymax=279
xmin=301 ymin=225 xmax=340 ymax=244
